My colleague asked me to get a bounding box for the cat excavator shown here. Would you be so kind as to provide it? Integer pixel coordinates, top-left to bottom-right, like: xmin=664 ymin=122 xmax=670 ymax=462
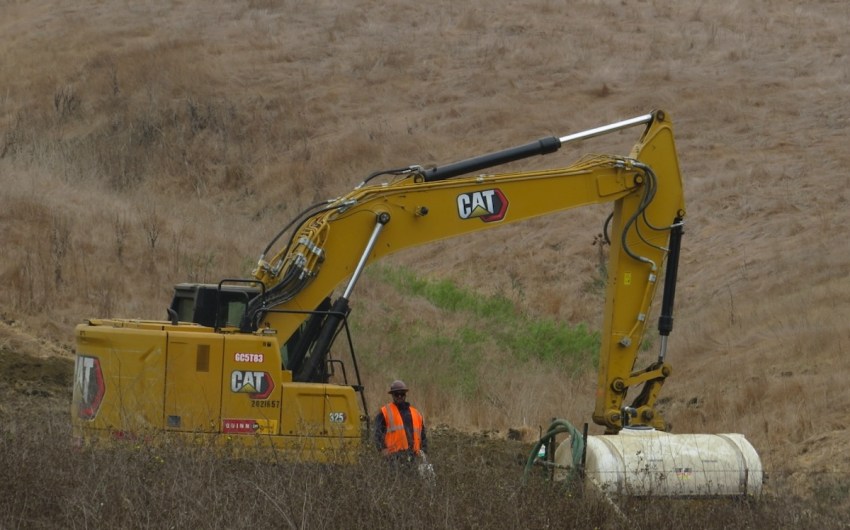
xmin=72 ymin=110 xmax=762 ymax=496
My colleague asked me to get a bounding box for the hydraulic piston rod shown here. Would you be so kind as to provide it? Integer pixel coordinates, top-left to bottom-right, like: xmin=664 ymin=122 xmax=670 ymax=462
xmin=295 ymin=212 xmax=390 ymax=382
xmin=421 ymin=113 xmax=656 ymax=182
xmin=342 ymin=212 xmax=390 ymax=299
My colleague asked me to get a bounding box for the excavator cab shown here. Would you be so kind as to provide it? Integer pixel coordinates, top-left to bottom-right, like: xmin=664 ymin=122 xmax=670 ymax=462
xmin=169 ymin=282 xmax=261 ymax=328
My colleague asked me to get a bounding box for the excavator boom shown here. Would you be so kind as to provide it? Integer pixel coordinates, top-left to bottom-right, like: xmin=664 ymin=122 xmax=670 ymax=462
xmin=247 ymin=111 xmax=682 ymax=434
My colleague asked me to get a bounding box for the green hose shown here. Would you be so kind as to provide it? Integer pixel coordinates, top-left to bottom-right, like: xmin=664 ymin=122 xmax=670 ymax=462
xmin=522 ymin=419 xmax=585 ymax=487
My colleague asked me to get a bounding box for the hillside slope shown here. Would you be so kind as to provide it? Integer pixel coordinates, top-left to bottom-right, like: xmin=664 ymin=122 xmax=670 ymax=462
xmin=1 ymin=0 xmax=848 ymax=502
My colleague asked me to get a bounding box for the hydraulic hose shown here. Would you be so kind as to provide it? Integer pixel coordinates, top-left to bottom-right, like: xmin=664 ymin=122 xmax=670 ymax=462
xmin=522 ymin=418 xmax=585 ymax=487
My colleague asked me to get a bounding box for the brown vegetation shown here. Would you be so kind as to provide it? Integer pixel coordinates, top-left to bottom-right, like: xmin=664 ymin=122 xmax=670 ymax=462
xmin=1 ymin=0 xmax=849 ymax=526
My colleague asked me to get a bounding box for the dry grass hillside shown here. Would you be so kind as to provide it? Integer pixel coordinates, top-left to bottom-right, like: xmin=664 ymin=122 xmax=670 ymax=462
xmin=1 ymin=0 xmax=849 ymax=522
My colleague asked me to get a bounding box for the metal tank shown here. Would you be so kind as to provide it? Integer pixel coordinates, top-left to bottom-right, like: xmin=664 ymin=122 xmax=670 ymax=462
xmin=553 ymin=427 xmax=763 ymax=497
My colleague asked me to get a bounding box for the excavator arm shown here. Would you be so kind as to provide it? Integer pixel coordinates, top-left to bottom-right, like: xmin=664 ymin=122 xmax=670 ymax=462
xmin=246 ymin=110 xmax=685 ymax=433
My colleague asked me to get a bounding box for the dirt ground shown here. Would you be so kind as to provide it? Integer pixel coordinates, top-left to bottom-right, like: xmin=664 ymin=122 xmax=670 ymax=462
xmin=0 ymin=325 xmax=73 ymax=402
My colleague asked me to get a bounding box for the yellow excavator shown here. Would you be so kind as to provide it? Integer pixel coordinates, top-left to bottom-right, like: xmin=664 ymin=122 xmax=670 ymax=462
xmin=72 ymin=110 xmax=761 ymax=496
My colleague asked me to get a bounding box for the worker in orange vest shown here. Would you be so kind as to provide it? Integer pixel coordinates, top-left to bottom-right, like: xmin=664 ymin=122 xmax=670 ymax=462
xmin=374 ymin=380 xmax=428 ymax=462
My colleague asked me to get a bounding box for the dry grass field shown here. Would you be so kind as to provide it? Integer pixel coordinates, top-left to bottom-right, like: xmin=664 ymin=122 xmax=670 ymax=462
xmin=1 ymin=0 xmax=849 ymax=526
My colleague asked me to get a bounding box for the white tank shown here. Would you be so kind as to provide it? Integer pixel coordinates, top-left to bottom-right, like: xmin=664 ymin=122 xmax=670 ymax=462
xmin=553 ymin=427 xmax=763 ymax=497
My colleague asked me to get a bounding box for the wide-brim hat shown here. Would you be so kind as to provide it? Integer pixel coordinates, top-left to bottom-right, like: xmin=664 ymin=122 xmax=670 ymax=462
xmin=388 ymin=380 xmax=408 ymax=393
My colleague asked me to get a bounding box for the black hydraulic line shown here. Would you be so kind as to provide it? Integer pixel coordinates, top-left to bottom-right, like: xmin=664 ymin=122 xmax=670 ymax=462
xmin=241 ymin=199 xmax=345 ymax=331
xmin=286 ymin=297 xmax=332 ymax=375
xmin=261 ymin=200 xmax=329 ymax=258
xmin=658 ymin=216 xmax=684 ymax=336
xmin=294 ymin=297 xmax=350 ymax=382
xmin=602 ymin=212 xmax=613 ymax=245
xmin=358 ymin=166 xmax=418 ymax=187
xmin=421 ymin=136 xmax=561 ymax=182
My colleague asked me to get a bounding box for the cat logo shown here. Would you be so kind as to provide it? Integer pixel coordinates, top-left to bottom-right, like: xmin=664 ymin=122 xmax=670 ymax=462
xmin=231 ymin=370 xmax=275 ymax=399
xmin=456 ymin=189 xmax=508 ymax=222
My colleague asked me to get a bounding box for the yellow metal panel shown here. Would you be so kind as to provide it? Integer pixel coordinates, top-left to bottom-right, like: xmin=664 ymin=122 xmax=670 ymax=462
xmin=73 ymin=324 xmax=167 ymax=433
xmin=220 ymin=335 xmax=285 ymax=434
xmin=164 ymin=331 xmax=224 ymax=432
xmin=279 ymin=383 xmax=360 ymax=438
xmin=596 ymin=172 xmax=631 ymax=197
xmin=323 ymin=386 xmax=362 ymax=438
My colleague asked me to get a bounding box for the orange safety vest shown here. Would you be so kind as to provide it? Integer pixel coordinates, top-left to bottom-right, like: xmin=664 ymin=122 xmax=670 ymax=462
xmin=380 ymin=403 xmax=423 ymax=454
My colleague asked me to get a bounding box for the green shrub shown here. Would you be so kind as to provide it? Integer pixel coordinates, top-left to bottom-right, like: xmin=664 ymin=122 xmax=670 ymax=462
xmin=370 ymin=265 xmax=599 ymax=370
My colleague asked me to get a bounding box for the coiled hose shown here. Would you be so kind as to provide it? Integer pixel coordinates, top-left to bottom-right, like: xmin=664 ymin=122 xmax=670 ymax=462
xmin=522 ymin=419 xmax=585 ymax=486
